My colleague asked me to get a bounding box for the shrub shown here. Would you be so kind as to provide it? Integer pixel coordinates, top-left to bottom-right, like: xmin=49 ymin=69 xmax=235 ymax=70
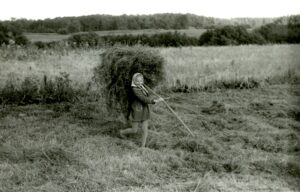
xmin=57 ymin=28 xmax=69 ymax=34
xmin=68 ymin=32 xmax=102 ymax=48
xmin=103 ymin=32 xmax=198 ymax=47
xmin=14 ymin=35 xmax=29 ymax=46
xmin=53 ymin=72 xmax=76 ymax=102
xmin=33 ymin=41 xmax=47 ymax=49
xmin=0 ymin=79 xmax=20 ymax=104
xmin=33 ymin=41 xmax=62 ymax=49
xmin=198 ymin=26 xmax=266 ymax=46
xmin=20 ymin=76 xmax=40 ymax=104
xmin=288 ymin=15 xmax=300 ymax=43
xmin=93 ymin=46 xmax=165 ymax=118
xmin=0 ymin=23 xmax=29 ymax=46
xmin=0 ymin=73 xmax=79 ymax=105
xmin=41 ymin=73 xmax=77 ymax=103
xmin=0 ymin=23 xmax=10 ymax=45
xmin=255 ymin=23 xmax=289 ymax=43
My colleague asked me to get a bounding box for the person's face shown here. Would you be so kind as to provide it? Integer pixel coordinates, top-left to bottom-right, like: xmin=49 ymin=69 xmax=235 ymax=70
xmin=136 ymin=75 xmax=144 ymax=86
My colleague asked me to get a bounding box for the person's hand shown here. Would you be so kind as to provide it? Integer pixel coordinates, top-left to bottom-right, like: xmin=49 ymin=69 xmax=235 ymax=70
xmin=154 ymin=97 xmax=164 ymax=103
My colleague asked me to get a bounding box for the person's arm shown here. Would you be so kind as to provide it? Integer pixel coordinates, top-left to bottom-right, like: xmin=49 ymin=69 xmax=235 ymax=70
xmin=132 ymin=87 xmax=155 ymax=104
xmin=144 ymin=85 xmax=164 ymax=103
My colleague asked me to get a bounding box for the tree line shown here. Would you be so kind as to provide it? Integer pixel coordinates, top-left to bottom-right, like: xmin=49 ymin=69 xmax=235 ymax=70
xmin=1 ymin=15 xmax=299 ymax=47
xmin=67 ymin=15 xmax=300 ymax=47
xmin=1 ymin=13 xmax=276 ymax=34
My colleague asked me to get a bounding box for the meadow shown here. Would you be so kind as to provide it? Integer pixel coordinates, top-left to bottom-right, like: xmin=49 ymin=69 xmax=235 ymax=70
xmin=1 ymin=44 xmax=299 ymax=90
xmin=0 ymin=44 xmax=299 ymax=191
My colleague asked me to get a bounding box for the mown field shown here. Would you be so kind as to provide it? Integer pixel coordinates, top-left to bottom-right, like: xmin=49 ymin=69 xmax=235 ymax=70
xmin=0 ymin=44 xmax=299 ymax=192
xmin=25 ymin=28 xmax=206 ymax=42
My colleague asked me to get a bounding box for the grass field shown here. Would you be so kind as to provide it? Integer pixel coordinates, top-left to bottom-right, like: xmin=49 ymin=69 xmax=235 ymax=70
xmin=0 ymin=84 xmax=299 ymax=191
xmin=0 ymin=44 xmax=299 ymax=191
xmin=161 ymin=44 xmax=300 ymax=89
xmin=25 ymin=28 xmax=206 ymax=42
xmin=1 ymin=44 xmax=299 ymax=90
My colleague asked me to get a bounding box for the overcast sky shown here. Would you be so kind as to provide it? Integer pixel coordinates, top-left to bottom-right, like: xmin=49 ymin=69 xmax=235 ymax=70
xmin=1 ymin=0 xmax=299 ymax=21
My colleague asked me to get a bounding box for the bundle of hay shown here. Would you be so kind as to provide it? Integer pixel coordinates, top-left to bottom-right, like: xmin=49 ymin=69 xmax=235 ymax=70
xmin=93 ymin=46 xmax=165 ymax=119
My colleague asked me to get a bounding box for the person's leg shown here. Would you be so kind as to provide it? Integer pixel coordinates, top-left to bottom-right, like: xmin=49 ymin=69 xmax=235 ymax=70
xmin=120 ymin=122 xmax=139 ymax=137
xmin=141 ymin=120 xmax=149 ymax=147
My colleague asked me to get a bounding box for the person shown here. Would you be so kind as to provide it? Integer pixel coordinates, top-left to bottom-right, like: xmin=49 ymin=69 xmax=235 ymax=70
xmin=120 ymin=73 xmax=163 ymax=147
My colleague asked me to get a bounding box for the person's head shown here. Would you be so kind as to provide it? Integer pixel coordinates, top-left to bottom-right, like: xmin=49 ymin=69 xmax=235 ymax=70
xmin=132 ymin=73 xmax=144 ymax=86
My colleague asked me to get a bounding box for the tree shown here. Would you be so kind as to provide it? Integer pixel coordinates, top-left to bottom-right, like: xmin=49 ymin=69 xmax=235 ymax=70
xmin=0 ymin=23 xmax=10 ymax=45
xmin=198 ymin=26 xmax=265 ymax=46
xmin=174 ymin=14 xmax=189 ymax=29
xmin=0 ymin=23 xmax=28 ymax=45
xmin=288 ymin=15 xmax=300 ymax=43
xmin=68 ymin=32 xmax=102 ymax=47
xmin=256 ymin=23 xmax=288 ymax=43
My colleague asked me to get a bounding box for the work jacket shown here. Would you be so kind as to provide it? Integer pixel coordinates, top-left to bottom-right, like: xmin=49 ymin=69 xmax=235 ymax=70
xmin=131 ymin=86 xmax=155 ymax=122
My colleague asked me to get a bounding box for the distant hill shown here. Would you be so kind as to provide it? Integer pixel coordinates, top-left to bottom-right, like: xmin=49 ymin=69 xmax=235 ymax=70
xmin=1 ymin=13 xmax=277 ymax=34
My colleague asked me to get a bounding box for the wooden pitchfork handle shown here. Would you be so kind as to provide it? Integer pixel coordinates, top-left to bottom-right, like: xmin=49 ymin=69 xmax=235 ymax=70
xmin=144 ymin=85 xmax=195 ymax=136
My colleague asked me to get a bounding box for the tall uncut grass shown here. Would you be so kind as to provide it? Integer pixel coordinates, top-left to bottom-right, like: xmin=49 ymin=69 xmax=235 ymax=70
xmin=161 ymin=44 xmax=300 ymax=89
xmin=0 ymin=47 xmax=100 ymax=89
xmin=1 ymin=44 xmax=299 ymax=91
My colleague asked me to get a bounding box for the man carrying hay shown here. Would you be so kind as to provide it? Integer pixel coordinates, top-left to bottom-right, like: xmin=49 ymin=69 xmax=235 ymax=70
xmin=120 ymin=73 xmax=164 ymax=147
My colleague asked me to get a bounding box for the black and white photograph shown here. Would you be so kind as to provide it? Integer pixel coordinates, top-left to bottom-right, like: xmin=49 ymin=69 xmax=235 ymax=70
xmin=0 ymin=0 xmax=299 ymax=191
